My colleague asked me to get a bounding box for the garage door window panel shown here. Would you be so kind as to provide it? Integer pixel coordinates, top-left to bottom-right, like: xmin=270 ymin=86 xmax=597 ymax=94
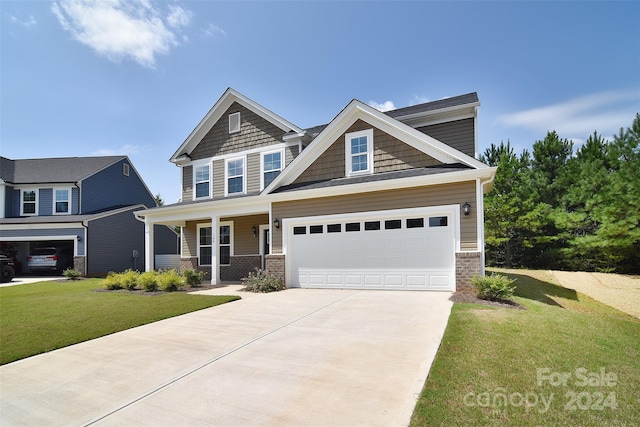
xmin=406 ymin=218 xmax=424 ymax=228
xmin=345 ymin=222 xmax=360 ymax=232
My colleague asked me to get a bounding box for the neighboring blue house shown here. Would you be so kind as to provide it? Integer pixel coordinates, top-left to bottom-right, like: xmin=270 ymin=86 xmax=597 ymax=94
xmin=0 ymin=156 xmax=178 ymax=276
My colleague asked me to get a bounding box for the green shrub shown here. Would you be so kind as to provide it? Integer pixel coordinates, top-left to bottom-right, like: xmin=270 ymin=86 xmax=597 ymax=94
xmin=121 ymin=270 xmax=139 ymax=291
xmin=471 ymin=273 xmax=516 ymax=301
xmin=138 ymin=271 xmax=159 ymax=292
xmin=241 ymin=269 xmax=285 ymax=293
xmin=103 ymin=272 xmax=123 ymax=290
xmin=182 ymin=268 xmax=205 ymax=287
xmin=62 ymin=268 xmax=82 ymax=280
xmin=158 ymin=269 xmax=184 ymax=292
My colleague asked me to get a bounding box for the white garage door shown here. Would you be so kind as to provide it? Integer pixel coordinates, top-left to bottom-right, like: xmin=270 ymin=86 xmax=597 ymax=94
xmin=285 ymin=206 xmax=458 ymax=291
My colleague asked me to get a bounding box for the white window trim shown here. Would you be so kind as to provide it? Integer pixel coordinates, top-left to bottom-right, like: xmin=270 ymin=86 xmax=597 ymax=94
xmin=219 ymin=221 xmax=233 ymax=266
xmin=192 ymin=162 xmax=212 ymax=200
xmin=197 ymin=223 xmax=213 ymax=266
xmin=20 ymin=188 xmax=38 ymax=216
xmin=229 ymin=112 xmax=241 ymax=134
xmin=345 ymin=129 xmax=374 ymax=177
xmin=260 ymin=148 xmax=284 ymax=190
xmin=53 ymin=187 xmax=72 ymax=215
xmin=224 ymin=156 xmax=247 ymax=196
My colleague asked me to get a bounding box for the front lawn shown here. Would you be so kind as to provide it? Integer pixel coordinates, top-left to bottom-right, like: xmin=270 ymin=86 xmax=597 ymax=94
xmin=411 ymin=270 xmax=640 ymax=426
xmin=0 ymin=279 xmax=239 ymax=365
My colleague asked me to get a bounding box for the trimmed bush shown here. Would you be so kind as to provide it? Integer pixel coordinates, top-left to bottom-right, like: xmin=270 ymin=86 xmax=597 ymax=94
xmin=121 ymin=270 xmax=139 ymax=291
xmin=471 ymin=273 xmax=516 ymax=301
xmin=103 ymin=272 xmax=123 ymax=290
xmin=241 ymin=269 xmax=285 ymax=293
xmin=63 ymin=268 xmax=82 ymax=280
xmin=158 ymin=269 xmax=184 ymax=292
xmin=138 ymin=271 xmax=159 ymax=292
xmin=182 ymin=269 xmax=205 ymax=287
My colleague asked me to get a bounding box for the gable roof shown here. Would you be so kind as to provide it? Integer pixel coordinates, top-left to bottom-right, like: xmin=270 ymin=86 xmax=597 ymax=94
xmin=170 ymin=88 xmax=305 ymax=163
xmin=0 ymin=156 xmax=126 ymax=184
xmin=385 ymin=92 xmax=479 ymax=120
xmin=264 ymin=99 xmax=488 ymax=194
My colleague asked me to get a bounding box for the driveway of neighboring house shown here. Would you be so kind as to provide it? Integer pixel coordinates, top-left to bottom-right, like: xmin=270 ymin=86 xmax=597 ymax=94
xmin=0 ymin=286 xmax=453 ymax=427
xmin=0 ymin=275 xmax=62 ymax=287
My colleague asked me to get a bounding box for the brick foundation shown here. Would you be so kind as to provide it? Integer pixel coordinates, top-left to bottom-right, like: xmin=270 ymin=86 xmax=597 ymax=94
xmin=221 ymin=255 xmax=262 ymax=281
xmin=456 ymin=252 xmax=482 ymax=292
xmin=265 ymin=254 xmax=285 ymax=284
xmin=179 ymin=257 xmax=211 ymax=280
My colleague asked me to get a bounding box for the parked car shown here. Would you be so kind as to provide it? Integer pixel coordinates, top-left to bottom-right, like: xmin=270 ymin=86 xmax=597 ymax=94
xmin=1 ymin=255 xmax=15 ymax=283
xmin=27 ymin=247 xmax=72 ymax=274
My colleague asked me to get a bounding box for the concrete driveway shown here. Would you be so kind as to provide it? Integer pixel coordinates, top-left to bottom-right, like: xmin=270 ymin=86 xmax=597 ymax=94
xmin=0 ymin=286 xmax=453 ymax=426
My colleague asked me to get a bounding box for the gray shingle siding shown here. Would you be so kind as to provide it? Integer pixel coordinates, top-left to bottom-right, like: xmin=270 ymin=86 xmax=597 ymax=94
xmin=81 ymin=159 xmax=156 ymax=213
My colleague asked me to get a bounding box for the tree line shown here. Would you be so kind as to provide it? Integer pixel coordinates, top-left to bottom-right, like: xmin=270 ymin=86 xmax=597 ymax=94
xmin=481 ymin=113 xmax=639 ymax=274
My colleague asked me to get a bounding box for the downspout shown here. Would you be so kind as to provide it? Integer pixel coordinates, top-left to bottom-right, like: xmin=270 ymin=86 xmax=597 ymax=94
xmin=478 ymin=173 xmax=496 ymax=276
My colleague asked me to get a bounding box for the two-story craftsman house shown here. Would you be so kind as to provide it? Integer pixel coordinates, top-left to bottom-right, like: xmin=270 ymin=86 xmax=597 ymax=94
xmin=135 ymin=88 xmax=496 ymax=291
xmin=0 ymin=156 xmax=178 ymax=276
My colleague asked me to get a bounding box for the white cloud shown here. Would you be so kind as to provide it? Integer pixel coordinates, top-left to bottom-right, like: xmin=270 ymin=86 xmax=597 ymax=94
xmin=167 ymin=5 xmax=191 ymax=29
xmin=92 ymin=144 xmax=142 ymax=156
xmin=498 ymin=89 xmax=640 ymax=139
xmin=202 ymin=23 xmax=226 ymax=38
xmin=51 ymin=0 xmax=192 ymax=68
xmin=368 ymin=100 xmax=396 ymax=112
xmin=7 ymin=13 xmax=37 ymax=28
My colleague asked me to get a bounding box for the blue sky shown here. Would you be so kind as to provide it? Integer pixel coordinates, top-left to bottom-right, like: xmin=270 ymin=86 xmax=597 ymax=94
xmin=2 ymin=0 xmax=639 ymax=204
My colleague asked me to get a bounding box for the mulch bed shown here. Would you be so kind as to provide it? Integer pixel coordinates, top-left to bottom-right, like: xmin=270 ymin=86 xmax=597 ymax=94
xmin=450 ymin=288 xmax=525 ymax=310
xmin=93 ymin=283 xmax=222 ymax=296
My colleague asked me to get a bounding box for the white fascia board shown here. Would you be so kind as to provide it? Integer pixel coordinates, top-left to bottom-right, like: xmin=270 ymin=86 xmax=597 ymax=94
xmin=170 ymin=88 xmax=304 ymax=163
xmin=134 ymin=197 xmax=271 ymax=224
xmin=0 ymin=222 xmax=84 ymax=231
xmin=268 ymin=167 xmax=497 ymax=203
xmin=264 ymin=100 xmax=487 ymax=194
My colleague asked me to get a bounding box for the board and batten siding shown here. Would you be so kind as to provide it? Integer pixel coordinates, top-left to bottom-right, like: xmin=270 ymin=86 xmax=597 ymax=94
xmin=190 ymin=102 xmax=286 ymax=161
xmin=272 ymin=181 xmax=478 ymax=253
xmin=294 ymin=120 xmax=441 ymax=184
xmin=417 ymin=118 xmax=475 ymax=158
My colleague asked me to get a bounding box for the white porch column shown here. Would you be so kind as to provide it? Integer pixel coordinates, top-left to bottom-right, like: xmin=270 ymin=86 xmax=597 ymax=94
xmin=144 ymin=220 xmax=155 ymax=272
xmin=211 ymin=216 xmax=219 ymax=285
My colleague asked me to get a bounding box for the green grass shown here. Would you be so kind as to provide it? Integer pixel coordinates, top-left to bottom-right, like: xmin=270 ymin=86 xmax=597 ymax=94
xmin=410 ymin=271 xmax=640 ymax=427
xmin=0 ymin=279 xmax=239 ymax=365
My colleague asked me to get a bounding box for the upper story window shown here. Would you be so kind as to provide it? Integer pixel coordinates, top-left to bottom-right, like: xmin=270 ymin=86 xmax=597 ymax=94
xmin=261 ymin=150 xmax=283 ymax=189
xmin=123 ymin=163 xmax=130 ymax=176
xmin=54 ymin=188 xmax=70 ymax=214
xmin=21 ymin=190 xmax=37 ymax=216
xmin=229 ymin=112 xmax=241 ymax=134
xmin=345 ymin=129 xmax=374 ymax=176
xmin=194 ymin=164 xmax=211 ymax=199
xmin=225 ymin=157 xmax=245 ymax=195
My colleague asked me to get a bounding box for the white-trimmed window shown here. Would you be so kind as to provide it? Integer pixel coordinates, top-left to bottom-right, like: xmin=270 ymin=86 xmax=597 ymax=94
xmin=194 ymin=164 xmax=211 ymax=199
xmin=54 ymin=188 xmax=70 ymax=214
xmin=261 ymin=149 xmax=283 ymax=189
xmin=219 ymin=222 xmax=233 ymax=265
xmin=197 ymin=224 xmax=212 ymax=266
xmin=225 ymin=157 xmax=245 ymax=195
xmin=21 ymin=189 xmax=38 ymax=216
xmin=229 ymin=112 xmax=241 ymax=134
xmin=345 ymin=129 xmax=374 ymax=176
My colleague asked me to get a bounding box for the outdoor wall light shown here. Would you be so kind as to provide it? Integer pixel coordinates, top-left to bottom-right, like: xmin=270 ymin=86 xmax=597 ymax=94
xmin=273 ymin=218 xmax=280 ymax=229
xmin=252 ymin=225 xmax=257 ymax=237
xmin=462 ymin=202 xmax=471 ymax=216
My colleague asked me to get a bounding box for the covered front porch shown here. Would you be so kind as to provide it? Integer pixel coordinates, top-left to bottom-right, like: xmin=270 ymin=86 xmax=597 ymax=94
xmin=136 ymin=199 xmax=276 ymax=285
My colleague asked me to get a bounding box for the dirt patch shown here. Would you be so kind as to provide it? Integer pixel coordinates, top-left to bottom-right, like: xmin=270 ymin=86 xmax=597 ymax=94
xmin=551 ymin=271 xmax=640 ymax=318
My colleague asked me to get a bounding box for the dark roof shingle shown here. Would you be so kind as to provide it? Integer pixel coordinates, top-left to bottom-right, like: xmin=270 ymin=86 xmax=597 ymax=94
xmin=0 ymin=156 xmax=126 ymax=184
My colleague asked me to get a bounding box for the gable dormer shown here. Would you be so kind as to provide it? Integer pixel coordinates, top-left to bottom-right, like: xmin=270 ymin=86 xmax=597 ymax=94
xmin=173 ymin=89 xmax=310 ymax=202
